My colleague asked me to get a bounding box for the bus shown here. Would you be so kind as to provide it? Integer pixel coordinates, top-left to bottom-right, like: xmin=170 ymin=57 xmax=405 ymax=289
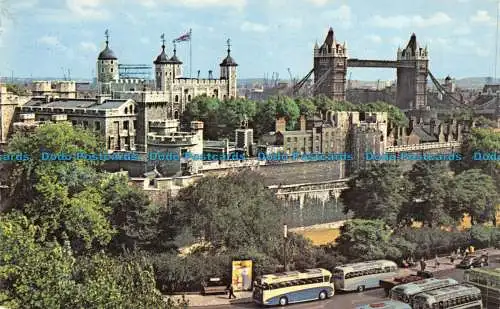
xmin=333 ymin=260 xmax=398 ymax=292
xmin=390 ymin=278 xmax=459 ymax=304
xmin=412 ymin=284 xmax=483 ymax=309
xmin=355 ymin=300 xmax=412 ymax=309
xmin=252 ymin=268 xmax=333 ymax=306
xmin=464 ymin=267 xmax=500 ymax=308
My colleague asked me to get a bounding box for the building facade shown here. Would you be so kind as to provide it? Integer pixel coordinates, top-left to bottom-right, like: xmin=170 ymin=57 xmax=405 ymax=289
xmin=96 ymin=33 xmax=238 ymax=121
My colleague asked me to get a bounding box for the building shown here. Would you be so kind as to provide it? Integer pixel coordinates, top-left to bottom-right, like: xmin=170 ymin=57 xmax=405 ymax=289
xmin=96 ymin=32 xmax=238 ymax=121
xmin=0 ymin=84 xmax=31 ymax=146
xmin=31 ymin=81 xmax=77 ymax=99
xmin=259 ymin=111 xmax=388 ymax=173
xmin=313 ymin=28 xmax=347 ymax=102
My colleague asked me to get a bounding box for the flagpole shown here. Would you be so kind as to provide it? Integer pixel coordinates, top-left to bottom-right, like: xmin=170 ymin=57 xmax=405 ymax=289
xmin=189 ymin=28 xmax=192 ymax=78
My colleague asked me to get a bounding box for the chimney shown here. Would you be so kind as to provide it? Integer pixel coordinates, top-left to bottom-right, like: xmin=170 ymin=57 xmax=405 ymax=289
xmin=275 ymin=117 xmax=286 ymax=133
xmin=208 ymin=70 xmax=213 ymax=79
xmin=299 ymin=115 xmax=306 ymax=131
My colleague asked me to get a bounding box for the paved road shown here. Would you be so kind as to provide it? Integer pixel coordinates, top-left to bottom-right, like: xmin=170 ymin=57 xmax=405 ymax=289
xmin=208 ymin=259 xmax=498 ymax=309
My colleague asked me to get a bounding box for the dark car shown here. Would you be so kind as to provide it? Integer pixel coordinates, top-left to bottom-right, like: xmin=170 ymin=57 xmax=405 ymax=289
xmin=457 ymin=255 xmax=489 ymax=269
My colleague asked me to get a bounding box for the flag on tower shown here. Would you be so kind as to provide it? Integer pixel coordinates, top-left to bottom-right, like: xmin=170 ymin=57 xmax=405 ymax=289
xmin=173 ymin=29 xmax=192 ymax=43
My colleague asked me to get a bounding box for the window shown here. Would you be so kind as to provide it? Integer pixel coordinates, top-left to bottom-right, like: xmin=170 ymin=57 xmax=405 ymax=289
xmin=95 ymin=121 xmax=101 ymax=130
xmin=83 ymin=121 xmax=88 ymax=128
xmin=188 ymin=94 xmax=191 ymax=101
xmin=175 ymin=95 xmax=179 ymax=102
xmin=287 ymin=137 xmax=291 ymax=142
xmin=39 ymin=117 xmax=45 ymax=121
xmin=72 ymin=120 xmax=77 ymax=126
xmin=123 ymin=121 xmax=129 ymax=130
xmin=133 ymin=120 xmax=137 ymax=129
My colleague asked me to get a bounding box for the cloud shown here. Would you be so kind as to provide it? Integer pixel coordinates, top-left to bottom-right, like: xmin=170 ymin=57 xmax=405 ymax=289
xmin=370 ymin=12 xmax=452 ymax=28
xmin=140 ymin=0 xmax=246 ymax=9
xmin=476 ymin=47 xmax=490 ymax=57
xmin=321 ymin=5 xmax=352 ymax=29
xmin=240 ymin=21 xmax=268 ymax=32
xmin=470 ymin=10 xmax=493 ymax=24
xmin=452 ymin=25 xmax=471 ymax=35
xmin=66 ymin=0 xmax=109 ymax=19
xmin=306 ymin=0 xmax=330 ymax=6
xmin=38 ymin=35 xmax=68 ymax=51
xmin=140 ymin=37 xmax=150 ymax=44
xmin=278 ymin=18 xmax=303 ymax=29
xmin=80 ymin=41 xmax=97 ymax=52
xmin=365 ymin=35 xmax=382 ymax=44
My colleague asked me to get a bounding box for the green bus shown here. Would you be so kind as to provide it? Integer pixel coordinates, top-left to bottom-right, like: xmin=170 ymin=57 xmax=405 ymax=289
xmin=464 ymin=267 xmax=500 ymax=308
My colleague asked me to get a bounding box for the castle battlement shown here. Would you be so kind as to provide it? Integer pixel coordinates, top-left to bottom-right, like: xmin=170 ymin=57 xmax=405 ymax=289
xmin=115 ymin=79 xmax=146 ymax=84
xmin=21 ymin=106 xmax=113 ymax=116
xmin=149 ymin=119 xmax=179 ymax=128
xmin=147 ymin=133 xmax=200 ymax=146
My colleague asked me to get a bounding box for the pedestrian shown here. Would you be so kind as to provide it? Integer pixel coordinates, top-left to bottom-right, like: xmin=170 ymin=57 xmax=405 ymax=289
xmin=465 ymin=247 xmax=470 ymax=256
xmin=450 ymin=252 xmax=455 ymax=264
xmin=485 ymin=252 xmax=489 ymax=265
xmin=409 ymin=256 xmax=415 ymax=267
xmin=435 ymin=255 xmax=440 ymax=269
xmin=420 ymin=258 xmax=426 ymax=272
xmin=226 ymin=283 xmax=236 ymax=299
xmin=457 ymin=248 xmax=461 ymax=258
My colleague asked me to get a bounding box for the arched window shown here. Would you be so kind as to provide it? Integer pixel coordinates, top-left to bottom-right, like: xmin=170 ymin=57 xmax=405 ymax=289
xmin=175 ymin=95 xmax=179 ymax=102
xmin=124 ymin=107 xmax=128 ymax=114
xmin=174 ymin=110 xmax=179 ymax=119
xmin=188 ymin=94 xmax=191 ymax=101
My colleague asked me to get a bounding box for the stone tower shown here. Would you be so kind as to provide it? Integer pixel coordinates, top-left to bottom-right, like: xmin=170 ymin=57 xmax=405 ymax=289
xmin=313 ymin=27 xmax=347 ymax=101
xmin=396 ymin=33 xmax=429 ymax=110
xmin=97 ymin=30 xmax=119 ymax=94
xmin=219 ymin=39 xmax=238 ymax=99
xmin=153 ymin=39 xmax=172 ymax=91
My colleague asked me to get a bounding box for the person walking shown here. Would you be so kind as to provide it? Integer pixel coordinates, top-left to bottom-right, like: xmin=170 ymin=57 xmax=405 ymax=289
xmin=450 ymin=252 xmax=455 ymax=264
xmin=435 ymin=255 xmax=440 ymax=269
xmin=420 ymin=258 xmax=426 ymax=272
xmin=226 ymin=283 xmax=237 ymax=299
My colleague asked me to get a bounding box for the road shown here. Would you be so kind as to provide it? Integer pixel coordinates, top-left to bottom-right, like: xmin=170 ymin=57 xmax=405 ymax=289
xmin=208 ymin=259 xmax=499 ymax=309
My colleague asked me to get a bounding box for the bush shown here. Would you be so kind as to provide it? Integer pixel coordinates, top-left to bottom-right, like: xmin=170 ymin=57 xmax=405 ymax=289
xmin=470 ymin=226 xmax=500 ymax=248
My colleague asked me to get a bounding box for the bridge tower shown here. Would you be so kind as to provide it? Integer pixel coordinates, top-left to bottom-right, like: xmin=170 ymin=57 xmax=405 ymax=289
xmin=396 ymin=33 xmax=429 ymax=110
xmin=313 ymin=28 xmax=347 ymax=101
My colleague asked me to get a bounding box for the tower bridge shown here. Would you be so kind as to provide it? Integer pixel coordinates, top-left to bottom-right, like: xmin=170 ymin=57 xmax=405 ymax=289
xmin=292 ymin=28 xmax=430 ymax=111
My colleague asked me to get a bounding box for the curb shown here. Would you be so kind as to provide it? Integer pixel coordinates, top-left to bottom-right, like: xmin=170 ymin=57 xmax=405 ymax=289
xmin=189 ymin=298 xmax=254 ymax=307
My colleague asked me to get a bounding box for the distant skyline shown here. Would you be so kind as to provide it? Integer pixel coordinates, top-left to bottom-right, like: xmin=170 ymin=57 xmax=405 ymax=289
xmin=0 ymin=0 xmax=499 ymax=81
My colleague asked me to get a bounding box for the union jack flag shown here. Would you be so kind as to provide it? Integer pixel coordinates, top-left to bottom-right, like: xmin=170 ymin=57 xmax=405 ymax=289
xmin=173 ymin=29 xmax=192 ymax=43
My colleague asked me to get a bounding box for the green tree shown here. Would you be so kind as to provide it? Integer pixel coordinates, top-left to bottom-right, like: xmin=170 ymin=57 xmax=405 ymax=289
xmin=312 ymin=95 xmax=355 ymax=114
xmin=341 ymin=163 xmax=408 ymax=227
xmin=400 ymin=161 xmax=454 ymax=227
xmin=254 ymin=96 xmax=300 ymax=134
xmin=103 ymin=175 xmax=166 ymax=254
xmin=357 ymin=101 xmax=408 ymax=126
xmin=453 ymin=128 xmax=500 ymax=192
xmin=449 ymin=169 xmax=498 ymax=225
xmin=172 ymin=170 xmax=283 ymax=251
xmin=294 ymin=97 xmax=317 ymax=117
xmin=0 ymin=213 xmax=76 ymax=309
xmin=336 ymin=219 xmax=406 ymax=261
xmin=217 ymin=97 xmax=257 ymax=138
xmin=5 ymin=123 xmax=114 ymax=253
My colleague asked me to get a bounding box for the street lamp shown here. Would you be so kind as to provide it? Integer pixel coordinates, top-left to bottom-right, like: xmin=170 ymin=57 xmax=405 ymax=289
xmin=283 ymin=224 xmax=288 ymax=271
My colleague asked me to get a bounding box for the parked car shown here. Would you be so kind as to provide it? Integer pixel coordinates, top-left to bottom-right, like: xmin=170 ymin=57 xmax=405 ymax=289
xmin=201 ymin=277 xmax=227 ymax=295
xmin=457 ymin=255 xmax=489 ymax=269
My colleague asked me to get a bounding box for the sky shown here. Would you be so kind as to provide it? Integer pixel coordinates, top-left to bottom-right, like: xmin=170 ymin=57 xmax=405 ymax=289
xmin=0 ymin=0 xmax=499 ymax=81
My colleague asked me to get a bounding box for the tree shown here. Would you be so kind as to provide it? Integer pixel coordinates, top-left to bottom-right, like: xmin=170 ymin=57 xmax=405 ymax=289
xmin=103 ymin=175 xmax=166 ymax=254
xmin=172 ymin=170 xmax=283 ymax=252
xmin=254 ymin=96 xmax=300 ymax=135
xmin=294 ymin=97 xmax=316 ymax=117
xmin=449 ymin=169 xmax=498 ymax=225
xmin=357 ymin=101 xmax=408 ymax=127
xmin=453 ymin=128 xmax=500 ymax=192
xmin=400 ymin=161 xmax=454 ymax=227
xmin=341 ymin=163 xmax=408 ymax=227
xmin=312 ymin=95 xmax=355 ymax=114
xmin=5 ymin=123 xmax=114 ymax=253
xmin=0 ymin=213 xmax=77 ymax=309
xmin=6 ymin=122 xmax=103 ymax=207
xmin=336 ymin=219 xmax=406 ymax=261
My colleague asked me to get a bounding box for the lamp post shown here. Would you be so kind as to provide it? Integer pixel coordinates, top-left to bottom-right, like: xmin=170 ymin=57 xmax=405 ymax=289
xmin=283 ymin=224 xmax=288 ymax=271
